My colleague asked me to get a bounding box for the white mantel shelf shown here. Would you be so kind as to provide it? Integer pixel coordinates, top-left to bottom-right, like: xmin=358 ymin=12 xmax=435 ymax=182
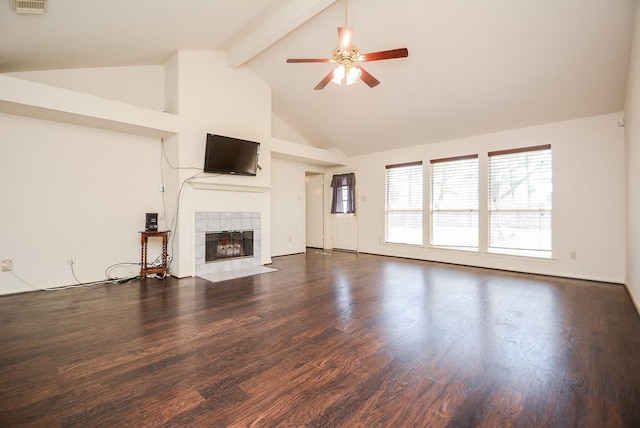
xmin=187 ymin=179 xmax=270 ymax=193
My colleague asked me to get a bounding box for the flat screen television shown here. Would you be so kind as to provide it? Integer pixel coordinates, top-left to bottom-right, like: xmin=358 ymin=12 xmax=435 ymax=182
xmin=203 ymin=134 xmax=260 ymax=176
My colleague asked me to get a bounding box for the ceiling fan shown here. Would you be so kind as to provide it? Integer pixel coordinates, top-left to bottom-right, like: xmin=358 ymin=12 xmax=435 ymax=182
xmin=286 ymin=0 xmax=409 ymax=90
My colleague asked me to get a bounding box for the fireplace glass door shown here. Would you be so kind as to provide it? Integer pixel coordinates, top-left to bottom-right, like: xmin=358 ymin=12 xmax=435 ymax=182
xmin=205 ymin=230 xmax=254 ymax=262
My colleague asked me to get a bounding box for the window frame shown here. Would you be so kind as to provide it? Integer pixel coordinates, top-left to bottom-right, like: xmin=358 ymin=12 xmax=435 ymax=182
xmin=385 ymin=161 xmax=424 ymax=246
xmin=429 ymin=154 xmax=479 ymax=251
xmin=487 ymin=144 xmax=553 ymax=258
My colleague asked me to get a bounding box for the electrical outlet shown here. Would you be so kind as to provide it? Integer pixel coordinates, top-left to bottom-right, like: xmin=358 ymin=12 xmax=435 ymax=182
xmin=67 ymin=255 xmax=75 ymax=265
xmin=2 ymin=259 xmax=13 ymax=272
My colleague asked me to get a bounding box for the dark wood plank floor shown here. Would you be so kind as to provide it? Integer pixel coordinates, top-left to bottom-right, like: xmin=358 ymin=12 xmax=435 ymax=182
xmin=1 ymin=251 xmax=639 ymax=427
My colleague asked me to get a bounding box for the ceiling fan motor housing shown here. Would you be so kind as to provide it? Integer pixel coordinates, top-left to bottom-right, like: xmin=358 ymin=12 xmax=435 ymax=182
xmin=332 ymin=46 xmax=361 ymax=67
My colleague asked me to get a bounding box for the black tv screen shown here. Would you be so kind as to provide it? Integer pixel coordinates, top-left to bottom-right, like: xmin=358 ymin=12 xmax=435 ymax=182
xmin=203 ymin=134 xmax=260 ymax=176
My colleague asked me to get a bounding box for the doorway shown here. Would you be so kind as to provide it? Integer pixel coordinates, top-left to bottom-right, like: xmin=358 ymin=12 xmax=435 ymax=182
xmin=305 ymin=173 xmax=324 ymax=249
xmin=330 ymin=171 xmax=358 ymax=252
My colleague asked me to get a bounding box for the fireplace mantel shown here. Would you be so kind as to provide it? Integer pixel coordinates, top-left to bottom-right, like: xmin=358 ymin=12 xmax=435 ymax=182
xmin=188 ymin=179 xmax=269 ymax=193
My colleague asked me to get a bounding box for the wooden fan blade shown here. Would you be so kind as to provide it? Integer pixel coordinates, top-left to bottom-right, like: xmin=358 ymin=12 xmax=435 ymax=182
xmin=360 ymin=48 xmax=409 ymax=62
xmin=287 ymin=58 xmax=331 ymax=63
xmin=314 ymin=70 xmax=335 ymax=90
xmin=338 ymin=27 xmax=353 ymax=53
xmin=358 ymin=66 xmax=380 ymax=88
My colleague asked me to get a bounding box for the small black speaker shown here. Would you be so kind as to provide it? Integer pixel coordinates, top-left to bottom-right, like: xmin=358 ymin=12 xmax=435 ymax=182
xmin=145 ymin=213 xmax=158 ymax=231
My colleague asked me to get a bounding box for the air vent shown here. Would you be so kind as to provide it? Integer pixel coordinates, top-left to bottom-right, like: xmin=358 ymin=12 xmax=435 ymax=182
xmin=15 ymin=0 xmax=48 ymax=14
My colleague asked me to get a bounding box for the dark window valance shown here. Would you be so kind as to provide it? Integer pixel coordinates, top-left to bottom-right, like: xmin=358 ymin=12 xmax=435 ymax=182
xmin=330 ymin=173 xmax=356 ymax=187
xmin=330 ymin=172 xmax=356 ymax=214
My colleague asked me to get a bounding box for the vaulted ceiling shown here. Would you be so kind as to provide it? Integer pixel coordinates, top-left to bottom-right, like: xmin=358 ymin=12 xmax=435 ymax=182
xmin=1 ymin=0 xmax=636 ymax=156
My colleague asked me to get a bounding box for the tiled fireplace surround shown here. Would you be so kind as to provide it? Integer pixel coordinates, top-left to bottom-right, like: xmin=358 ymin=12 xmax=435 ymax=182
xmin=194 ymin=212 xmax=261 ymax=277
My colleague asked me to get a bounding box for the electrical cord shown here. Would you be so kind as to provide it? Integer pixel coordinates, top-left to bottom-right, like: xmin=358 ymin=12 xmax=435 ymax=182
xmin=105 ymin=262 xmax=141 ymax=281
xmin=70 ymin=262 xmax=84 ymax=286
xmin=159 ymin=137 xmax=208 ymax=271
xmin=160 ymin=137 xmax=168 ymax=230
xmin=3 ymin=264 xmax=41 ymax=291
xmin=2 ymin=260 xmax=142 ymax=292
xmin=5 ymin=264 xmax=97 ymax=291
xmin=158 ymin=137 xmax=225 ymax=273
xmin=160 ymin=136 xmax=203 ymax=231
xmin=68 ymin=261 xmax=142 ymax=288
xmin=161 ymin=137 xmax=202 ymax=171
xmin=165 ymin=171 xmax=202 ymax=273
xmin=1 ymin=139 xmax=194 ymax=293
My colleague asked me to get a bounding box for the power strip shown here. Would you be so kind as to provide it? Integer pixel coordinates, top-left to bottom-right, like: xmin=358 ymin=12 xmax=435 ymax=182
xmin=150 ymin=255 xmax=173 ymax=267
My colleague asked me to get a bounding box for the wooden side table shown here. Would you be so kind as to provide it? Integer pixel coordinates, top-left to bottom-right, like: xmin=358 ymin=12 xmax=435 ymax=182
xmin=139 ymin=230 xmax=170 ymax=279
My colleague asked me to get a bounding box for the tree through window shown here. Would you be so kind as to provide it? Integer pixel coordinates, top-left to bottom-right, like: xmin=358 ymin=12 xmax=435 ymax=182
xmin=488 ymin=145 xmax=552 ymax=258
xmin=430 ymin=155 xmax=478 ymax=249
xmin=385 ymin=162 xmax=423 ymax=245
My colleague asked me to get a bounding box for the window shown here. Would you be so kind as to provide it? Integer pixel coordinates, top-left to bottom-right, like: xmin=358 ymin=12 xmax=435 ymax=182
xmin=488 ymin=145 xmax=552 ymax=258
xmin=330 ymin=173 xmax=356 ymax=214
xmin=430 ymin=155 xmax=479 ymax=249
xmin=385 ymin=162 xmax=423 ymax=245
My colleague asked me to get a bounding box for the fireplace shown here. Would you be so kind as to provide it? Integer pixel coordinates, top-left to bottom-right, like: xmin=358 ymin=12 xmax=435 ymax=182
xmin=195 ymin=212 xmax=262 ymax=277
xmin=206 ymin=230 xmax=254 ymax=262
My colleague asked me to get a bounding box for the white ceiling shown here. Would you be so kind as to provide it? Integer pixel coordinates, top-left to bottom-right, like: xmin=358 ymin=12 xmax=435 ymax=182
xmin=0 ymin=0 xmax=636 ymax=156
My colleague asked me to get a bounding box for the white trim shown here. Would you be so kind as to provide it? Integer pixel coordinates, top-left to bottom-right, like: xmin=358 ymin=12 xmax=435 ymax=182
xmin=624 ymin=283 xmax=640 ymax=315
xmin=188 ymin=179 xmax=269 ymax=193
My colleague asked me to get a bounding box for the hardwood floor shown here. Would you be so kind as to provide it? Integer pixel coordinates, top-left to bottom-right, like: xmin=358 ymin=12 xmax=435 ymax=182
xmin=1 ymin=250 xmax=639 ymax=427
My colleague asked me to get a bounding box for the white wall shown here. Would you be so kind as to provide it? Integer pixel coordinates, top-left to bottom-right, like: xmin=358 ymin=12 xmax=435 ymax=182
xmin=625 ymin=2 xmax=640 ymax=311
xmin=348 ymin=113 xmax=626 ymax=283
xmin=8 ymin=65 xmax=166 ymax=111
xmin=270 ymin=156 xmax=333 ymax=256
xmin=0 ymin=51 xmax=278 ymax=294
xmin=0 ymin=43 xmax=633 ymax=294
xmin=0 ymin=112 xmax=163 ymax=293
xmin=305 ymin=173 xmax=325 ymax=248
xmin=271 ymin=113 xmax=312 ymax=146
xmin=271 ymin=158 xmax=306 ymax=256
xmin=167 ymin=51 xmax=274 ymax=277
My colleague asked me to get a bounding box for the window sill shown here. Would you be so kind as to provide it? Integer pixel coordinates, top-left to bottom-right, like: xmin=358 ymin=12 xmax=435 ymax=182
xmin=383 ymin=241 xmax=424 ymax=249
xmin=428 ymin=245 xmax=480 ymax=254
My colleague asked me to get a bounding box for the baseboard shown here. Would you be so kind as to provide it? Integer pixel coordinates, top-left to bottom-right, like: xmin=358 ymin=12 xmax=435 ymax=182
xmin=624 ymin=283 xmax=640 ymax=316
xmin=357 ymin=251 xmax=624 ymax=285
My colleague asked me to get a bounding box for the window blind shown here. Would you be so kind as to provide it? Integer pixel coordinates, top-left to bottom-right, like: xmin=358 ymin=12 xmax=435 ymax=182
xmin=430 ymin=155 xmax=479 ymax=249
xmin=385 ymin=162 xmax=423 ymax=245
xmin=488 ymin=145 xmax=552 ymax=257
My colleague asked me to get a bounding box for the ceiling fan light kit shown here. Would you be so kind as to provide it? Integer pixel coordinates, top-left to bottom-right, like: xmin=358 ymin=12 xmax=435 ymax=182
xmin=333 ymin=64 xmax=362 ymax=86
xmin=286 ymin=1 xmax=408 ymax=90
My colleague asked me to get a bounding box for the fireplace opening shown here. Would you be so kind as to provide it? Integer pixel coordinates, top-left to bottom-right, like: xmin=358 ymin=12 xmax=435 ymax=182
xmin=205 ymin=230 xmax=254 ymax=262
